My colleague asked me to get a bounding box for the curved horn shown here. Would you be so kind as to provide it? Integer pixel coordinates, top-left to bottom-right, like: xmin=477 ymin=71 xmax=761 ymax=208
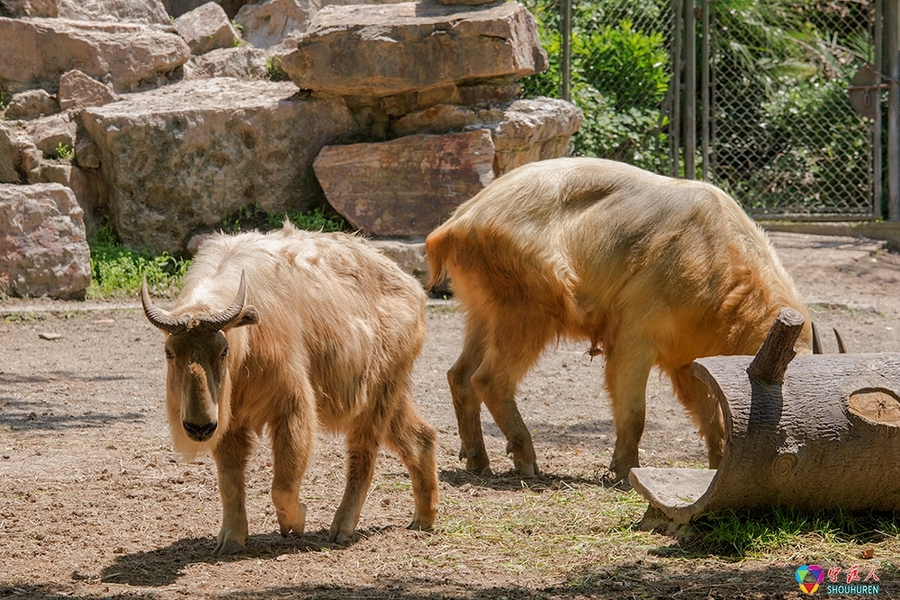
xmin=199 ymin=270 xmax=249 ymax=331
xmin=141 ymin=275 xmax=191 ymax=334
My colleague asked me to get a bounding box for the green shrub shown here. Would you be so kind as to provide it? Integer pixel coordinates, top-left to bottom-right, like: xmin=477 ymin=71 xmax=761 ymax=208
xmin=86 ymin=224 xmax=189 ymax=299
xmin=519 ymin=0 xmax=670 ymax=170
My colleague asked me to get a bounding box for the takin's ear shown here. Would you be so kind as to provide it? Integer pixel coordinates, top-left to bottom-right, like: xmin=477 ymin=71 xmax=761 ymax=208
xmin=230 ymin=305 xmax=260 ymax=329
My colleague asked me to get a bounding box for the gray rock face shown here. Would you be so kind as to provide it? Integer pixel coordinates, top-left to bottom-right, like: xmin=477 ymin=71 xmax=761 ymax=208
xmin=174 ymin=1 xmax=240 ymax=55
xmin=314 ymin=129 xmax=495 ymax=237
xmin=0 ymin=17 xmax=191 ymax=93
xmin=0 ymin=0 xmax=171 ymax=24
xmin=81 ymin=78 xmax=363 ymax=254
xmin=280 ymin=1 xmax=547 ymax=97
xmin=0 ymin=183 xmax=91 ymax=299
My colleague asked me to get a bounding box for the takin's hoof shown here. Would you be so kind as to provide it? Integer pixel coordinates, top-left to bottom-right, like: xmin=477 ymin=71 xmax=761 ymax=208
xmin=513 ymin=460 xmax=539 ymax=478
xmin=214 ymin=537 xmax=246 ymax=556
xmin=464 ymin=459 xmax=493 ymax=476
xmin=276 ymin=501 xmax=307 ymax=538
xmin=326 ymin=528 xmax=354 ymax=545
xmin=599 ymin=469 xmax=632 ymax=491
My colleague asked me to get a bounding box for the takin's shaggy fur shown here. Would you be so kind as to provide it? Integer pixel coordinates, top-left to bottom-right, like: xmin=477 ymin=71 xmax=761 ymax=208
xmin=426 ymin=157 xmax=813 ymax=483
xmin=143 ymin=223 xmax=438 ymax=554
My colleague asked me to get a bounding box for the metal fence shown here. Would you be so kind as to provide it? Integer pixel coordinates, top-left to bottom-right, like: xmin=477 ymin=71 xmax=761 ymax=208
xmin=557 ymin=0 xmax=883 ymax=219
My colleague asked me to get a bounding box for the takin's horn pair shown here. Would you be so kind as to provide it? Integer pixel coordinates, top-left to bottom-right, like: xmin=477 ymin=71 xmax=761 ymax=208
xmin=142 ymin=271 xmax=250 ymax=335
xmin=811 ymin=321 xmax=848 ymax=354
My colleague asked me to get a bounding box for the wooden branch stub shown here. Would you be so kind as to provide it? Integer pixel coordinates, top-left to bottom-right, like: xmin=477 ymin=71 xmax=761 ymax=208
xmin=746 ymin=308 xmax=805 ymax=385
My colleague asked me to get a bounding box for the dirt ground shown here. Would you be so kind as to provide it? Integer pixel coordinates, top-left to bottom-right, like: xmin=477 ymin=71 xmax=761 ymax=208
xmin=1 ymin=230 xmax=899 ymax=599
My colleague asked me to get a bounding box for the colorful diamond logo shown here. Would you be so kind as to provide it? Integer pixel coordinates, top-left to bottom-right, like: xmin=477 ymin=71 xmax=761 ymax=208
xmin=795 ymin=565 xmax=825 ymax=595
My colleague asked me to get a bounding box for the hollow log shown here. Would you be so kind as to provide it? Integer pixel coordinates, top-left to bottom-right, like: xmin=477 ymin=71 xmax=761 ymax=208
xmin=630 ymin=340 xmax=900 ymax=526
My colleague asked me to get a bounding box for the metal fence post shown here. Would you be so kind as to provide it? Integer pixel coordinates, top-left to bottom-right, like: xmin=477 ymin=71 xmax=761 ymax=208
xmin=888 ymin=0 xmax=900 ymax=220
xmin=684 ymin=0 xmax=696 ymax=178
xmin=561 ymin=0 xmax=572 ymax=103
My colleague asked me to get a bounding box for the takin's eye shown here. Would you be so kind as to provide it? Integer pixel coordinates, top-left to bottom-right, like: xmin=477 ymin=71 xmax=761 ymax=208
xmin=165 ymin=349 xmax=175 ymax=361
xmin=220 ymin=346 xmax=228 ymax=360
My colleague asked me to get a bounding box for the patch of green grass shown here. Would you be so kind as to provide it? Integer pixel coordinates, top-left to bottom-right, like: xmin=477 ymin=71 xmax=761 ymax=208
xmin=86 ymin=223 xmax=189 ymax=299
xmin=265 ymin=56 xmax=290 ymax=81
xmin=222 ymin=204 xmax=349 ymax=234
xmin=682 ymin=505 xmax=900 ymax=560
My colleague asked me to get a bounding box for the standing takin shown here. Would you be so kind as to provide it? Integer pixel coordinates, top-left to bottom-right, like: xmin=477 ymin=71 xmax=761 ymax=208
xmin=142 ymin=223 xmax=438 ymax=554
xmin=426 ymin=157 xmax=814 ymax=484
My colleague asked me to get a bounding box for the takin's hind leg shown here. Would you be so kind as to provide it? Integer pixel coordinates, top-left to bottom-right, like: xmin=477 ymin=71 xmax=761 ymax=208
xmin=603 ymin=338 xmax=656 ymax=486
xmin=448 ymin=312 xmax=491 ymax=474
xmin=329 ymin=410 xmax=385 ymax=544
xmin=269 ymin=404 xmax=316 ymax=541
xmin=670 ymin=365 xmax=725 ymax=469
xmin=469 ymin=308 xmax=555 ymax=477
xmin=383 ymin=385 xmax=438 ymax=531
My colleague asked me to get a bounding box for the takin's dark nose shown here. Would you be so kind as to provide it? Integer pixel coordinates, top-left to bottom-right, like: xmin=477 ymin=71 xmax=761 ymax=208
xmin=183 ymin=420 xmax=218 ymax=441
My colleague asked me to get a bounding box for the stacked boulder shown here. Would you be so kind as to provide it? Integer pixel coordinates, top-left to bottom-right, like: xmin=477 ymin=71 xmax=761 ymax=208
xmin=0 ymin=0 xmax=581 ymax=298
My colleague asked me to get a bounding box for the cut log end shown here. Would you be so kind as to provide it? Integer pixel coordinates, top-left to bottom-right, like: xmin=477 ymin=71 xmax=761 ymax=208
xmin=746 ymin=307 xmax=805 ymax=385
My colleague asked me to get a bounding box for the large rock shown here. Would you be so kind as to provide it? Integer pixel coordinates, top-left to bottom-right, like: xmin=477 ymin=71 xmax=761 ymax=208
xmin=0 ymin=183 xmax=91 ymax=299
xmin=0 ymin=17 xmax=191 ymax=93
xmin=81 ymin=77 xmax=363 ymax=254
xmin=58 ymin=69 xmax=118 ymax=111
xmin=314 ymin=129 xmax=495 ymax=237
xmin=315 ymin=97 xmax=582 ymax=237
xmin=184 ymin=45 xmax=268 ymax=80
xmin=163 ymin=0 xmax=254 ymax=19
xmin=174 ymin=1 xmax=240 ymax=55
xmin=2 ymin=89 xmax=59 ymax=120
xmin=0 ymin=0 xmax=171 ymax=24
xmin=280 ymin=1 xmax=547 ymax=98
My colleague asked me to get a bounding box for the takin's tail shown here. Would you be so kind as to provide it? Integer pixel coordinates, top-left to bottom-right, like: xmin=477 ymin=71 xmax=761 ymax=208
xmin=424 ymin=225 xmax=454 ymax=293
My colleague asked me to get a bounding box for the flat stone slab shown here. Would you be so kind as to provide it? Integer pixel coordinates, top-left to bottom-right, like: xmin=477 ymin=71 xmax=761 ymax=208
xmin=82 ymin=78 xmax=361 ymax=253
xmin=280 ymin=0 xmax=547 ymax=97
xmin=0 ymin=17 xmax=190 ymax=93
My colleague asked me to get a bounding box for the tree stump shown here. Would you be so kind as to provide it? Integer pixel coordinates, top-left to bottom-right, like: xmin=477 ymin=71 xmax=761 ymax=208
xmin=629 ymin=312 xmax=900 ymax=529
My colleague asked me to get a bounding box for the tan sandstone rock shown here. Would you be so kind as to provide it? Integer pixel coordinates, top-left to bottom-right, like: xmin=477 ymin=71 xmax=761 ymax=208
xmin=0 ymin=17 xmax=191 ymax=93
xmin=0 ymin=0 xmax=170 ymax=24
xmin=58 ymin=69 xmax=118 ymax=111
xmin=280 ymin=0 xmax=547 ymax=98
xmin=2 ymin=89 xmax=59 ymax=120
xmin=184 ymin=45 xmax=269 ymax=79
xmin=0 ymin=183 xmax=91 ymax=299
xmin=174 ymin=1 xmax=240 ymax=55
xmin=313 ymin=129 xmax=495 ymax=237
xmin=81 ymin=77 xmax=363 ymax=254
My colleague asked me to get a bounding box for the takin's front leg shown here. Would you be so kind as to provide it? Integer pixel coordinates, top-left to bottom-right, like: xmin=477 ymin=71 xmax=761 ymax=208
xmin=212 ymin=425 xmax=253 ymax=555
xmin=269 ymin=407 xmax=315 ymax=541
xmin=603 ymin=338 xmax=656 ymax=487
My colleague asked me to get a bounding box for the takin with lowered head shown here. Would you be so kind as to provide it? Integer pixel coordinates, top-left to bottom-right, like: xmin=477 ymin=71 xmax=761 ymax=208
xmin=426 ymin=157 xmax=816 ymax=484
xmin=142 ymin=223 xmax=438 ymax=554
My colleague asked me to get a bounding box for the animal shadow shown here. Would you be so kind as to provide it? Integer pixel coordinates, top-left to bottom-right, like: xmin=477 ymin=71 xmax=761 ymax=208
xmin=98 ymin=527 xmax=377 ymax=588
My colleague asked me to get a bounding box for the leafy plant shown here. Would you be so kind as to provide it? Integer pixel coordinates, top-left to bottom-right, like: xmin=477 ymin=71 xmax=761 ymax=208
xmin=265 ymin=56 xmax=290 ymax=81
xmin=86 ymin=223 xmax=189 ymax=299
xmin=519 ymin=0 xmax=671 ymax=171
xmin=55 ymin=142 xmax=75 ymax=161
